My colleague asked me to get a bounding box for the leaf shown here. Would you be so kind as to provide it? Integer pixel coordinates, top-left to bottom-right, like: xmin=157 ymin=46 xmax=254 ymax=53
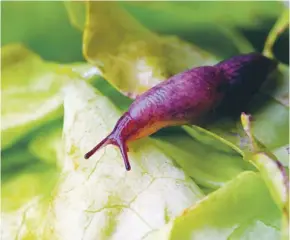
xmin=2 ymin=197 xmax=48 ymax=240
xmin=40 ymin=80 xmax=204 ymax=240
xmin=152 ymin=133 xmax=252 ymax=189
xmin=90 ymin=75 xmax=133 ymax=112
xmin=63 ymin=1 xmax=86 ymax=31
xmin=28 ymin=124 xmax=63 ymax=168
xmin=200 ymin=63 xmax=289 ymax=156
xmin=145 ymin=172 xmax=282 ymax=240
xmin=59 ymin=62 xmax=101 ymax=81
xmin=1 ymin=44 xmax=101 ymax=150
xmin=122 ymin=2 xmax=283 ymax=57
xmin=1 ymin=44 xmax=65 ymax=150
xmin=272 ymin=145 xmax=289 ymax=167
xmin=122 ymin=2 xmax=283 ymax=31
xmin=83 ymin=1 xmax=218 ymax=99
xmin=1 ymin=147 xmax=38 ymax=181
xmin=1 ymin=1 xmax=83 ymax=62
xmin=263 ymin=9 xmax=289 ymax=59
xmin=1 ymin=161 xmax=58 ymax=211
xmin=261 ymin=64 xmax=289 ymax=107
xmin=240 ymin=113 xmax=289 ymax=239
xmin=249 ymin=93 xmax=289 ymax=150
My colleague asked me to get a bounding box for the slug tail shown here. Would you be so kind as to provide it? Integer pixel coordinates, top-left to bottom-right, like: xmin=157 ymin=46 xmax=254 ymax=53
xmin=216 ymin=52 xmax=278 ymax=85
xmin=214 ymin=52 xmax=278 ymax=116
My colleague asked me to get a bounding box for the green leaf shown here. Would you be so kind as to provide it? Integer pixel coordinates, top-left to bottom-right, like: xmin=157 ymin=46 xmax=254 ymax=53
xmin=1 ymin=146 xmax=39 ymax=182
xmin=1 ymin=1 xmax=83 ymax=62
xmin=249 ymin=93 xmax=289 ymax=150
xmin=40 ymin=80 xmax=204 ymax=239
xmin=153 ymin=133 xmax=252 ymax=189
xmin=240 ymin=113 xmax=289 ymax=239
xmin=263 ymin=9 xmax=289 ymax=59
xmin=122 ymin=2 xmax=283 ymax=31
xmin=1 ymin=44 xmax=100 ymax=151
xmin=145 ymin=172 xmax=282 ymax=240
xmin=1 ymin=44 xmax=65 ymax=150
xmin=1 ymin=161 xmax=58 ymax=211
xmin=261 ymin=64 xmax=289 ymax=108
xmin=121 ymin=2 xmax=282 ymax=58
xmin=28 ymin=124 xmax=63 ymax=167
xmin=63 ymin=1 xmax=86 ymax=31
xmin=83 ymin=1 xmax=218 ymax=98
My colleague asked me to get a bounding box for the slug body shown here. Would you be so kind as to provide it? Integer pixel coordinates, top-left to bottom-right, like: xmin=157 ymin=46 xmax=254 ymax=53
xmin=85 ymin=53 xmax=277 ymax=171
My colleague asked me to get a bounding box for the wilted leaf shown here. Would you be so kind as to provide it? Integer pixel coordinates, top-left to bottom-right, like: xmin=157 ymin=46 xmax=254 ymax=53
xmin=145 ymin=172 xmax=282 ymax=240
xmin=40 ymin=80 xmax=204 ymax=240
xmin=83 ymin=1 xmax=218 ymax=98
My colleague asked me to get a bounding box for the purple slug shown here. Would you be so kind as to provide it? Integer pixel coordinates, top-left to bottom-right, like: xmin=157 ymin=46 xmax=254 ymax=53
xmin=85 ymin=52 xmax=277 ymax=171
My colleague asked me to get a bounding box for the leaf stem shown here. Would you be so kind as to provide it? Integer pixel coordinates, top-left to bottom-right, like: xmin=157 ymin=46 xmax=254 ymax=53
xmin=263 ymin=9 xmax=289 ymax=58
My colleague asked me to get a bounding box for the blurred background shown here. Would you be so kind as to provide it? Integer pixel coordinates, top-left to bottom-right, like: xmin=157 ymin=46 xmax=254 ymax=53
xmin=1 ymin=1 xmax=289 ymax=213
xmin=2 ymin=1 xmax=289 ymax=63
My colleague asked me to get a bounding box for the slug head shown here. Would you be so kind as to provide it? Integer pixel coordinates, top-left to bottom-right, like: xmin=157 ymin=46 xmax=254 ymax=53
xmin=84 ymin=113 xmax=137 ymax=171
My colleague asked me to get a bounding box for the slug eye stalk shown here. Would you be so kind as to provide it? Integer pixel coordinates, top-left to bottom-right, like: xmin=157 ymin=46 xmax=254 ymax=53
xmin=85 ymin=114 xmax=132 ymax=171
xmin=84 ymin=133 xmax=131 ymax=171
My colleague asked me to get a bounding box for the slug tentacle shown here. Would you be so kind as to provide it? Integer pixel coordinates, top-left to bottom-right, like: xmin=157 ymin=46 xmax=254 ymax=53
xmin=85 ymin=113 xmax=134 ymax=171
xmin=84 ymin=137 xmax=111 ymax=160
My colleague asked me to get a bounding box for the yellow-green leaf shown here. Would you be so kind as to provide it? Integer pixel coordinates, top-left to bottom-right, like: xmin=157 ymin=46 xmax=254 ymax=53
xmin=83 ymin=1 xmax=217 ymax=98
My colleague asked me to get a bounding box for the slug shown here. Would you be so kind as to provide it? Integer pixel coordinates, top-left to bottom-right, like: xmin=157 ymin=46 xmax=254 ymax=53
xmin=85 ymin=52 xmax=277 ymax=171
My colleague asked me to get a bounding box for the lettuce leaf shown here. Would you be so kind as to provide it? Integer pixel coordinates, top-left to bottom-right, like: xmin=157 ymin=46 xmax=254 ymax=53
xmin=40 ymin=80 xmax=204 ymax=239
xmin=80 ymin=2 xmax=218 ymax=98
xmin=1 ymin=44 xmax=64 ymax=150
xmin=145 ymin=172 xmax=282 ymax=240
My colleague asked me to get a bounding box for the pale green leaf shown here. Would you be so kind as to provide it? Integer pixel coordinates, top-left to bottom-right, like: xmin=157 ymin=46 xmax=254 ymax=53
xmin=1 ymin=44 xmax=100 ymax=150
xmin=40 ymin=80 xmax=204 ymax=239
xmin=145 ymin=172 xmax=282 ymax=240
xmin=1 ymin=162 xmax=58 ymax=212
xmin=1 ymin=44 xmax=65 ymax=149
